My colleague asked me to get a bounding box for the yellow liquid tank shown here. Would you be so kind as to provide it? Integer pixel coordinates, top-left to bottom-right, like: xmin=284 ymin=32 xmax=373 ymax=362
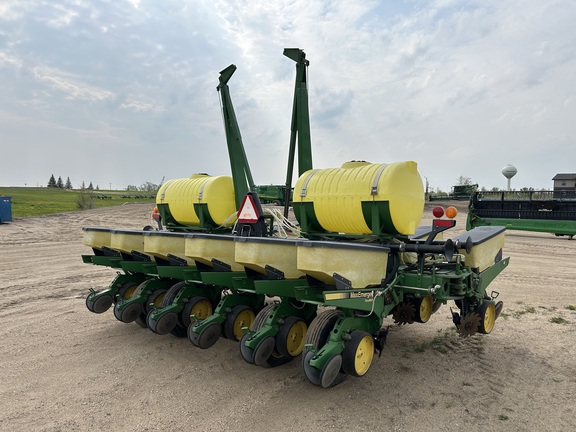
xmin=156 ymin=174 xmax=236 ymax=226
xmin=293 ymin=161 xmax=424 ymax=235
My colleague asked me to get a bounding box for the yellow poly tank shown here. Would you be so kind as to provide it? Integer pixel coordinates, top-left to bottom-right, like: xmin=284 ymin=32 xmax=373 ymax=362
xmin=293 ymin=161 xmax=424 ymax=235
xmin=156 ymin=174 xmax=236 ymax=226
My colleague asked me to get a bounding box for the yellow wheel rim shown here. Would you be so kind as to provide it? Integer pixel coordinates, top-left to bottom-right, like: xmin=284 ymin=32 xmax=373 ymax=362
xmin=354 ymin=335 xmax=374 ymax=376
xmin=285 ymin=320 xmax=308 ymax=356
xmin=190 ymin=300 xmax=213 ymax=321
xmin=483 ymin=302 xmax=496 ymax=333
xmin=232 ymin=309 xmax=255 ymax=340
xmin=153 ymin=293 xmax=165 ymax=308
xmin=418 ymin=296 xmax=433 ymax=323
xmin=121 ymin=284 xmax=138 ymax=300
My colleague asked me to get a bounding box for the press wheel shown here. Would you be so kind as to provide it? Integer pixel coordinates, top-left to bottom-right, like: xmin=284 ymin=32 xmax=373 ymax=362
xmin=342 ymin=330 xmax=374 ymax=377
xmin=224 ymin=305 xmax=256 ymax=341
xmin=276 ymin=316 xmax=307 ymax=358
xmin=476 ymin=300 xmax=496 ymax=334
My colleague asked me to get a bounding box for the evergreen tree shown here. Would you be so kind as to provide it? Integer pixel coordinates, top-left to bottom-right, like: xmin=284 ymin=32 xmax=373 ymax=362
xmin=56 ymin=176 xmax=64 ymax=188
xmin=65 ymin=177 xmax=73 ymax=189
xmin=88 ymin=182 xmax=94 ymax=190
xmin=48 ymin=174 xmax=56 ymax=188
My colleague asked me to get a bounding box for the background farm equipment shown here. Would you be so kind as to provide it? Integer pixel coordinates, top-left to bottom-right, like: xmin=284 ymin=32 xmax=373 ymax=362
xmin=467 ymin=190 xmax=576 ymax=239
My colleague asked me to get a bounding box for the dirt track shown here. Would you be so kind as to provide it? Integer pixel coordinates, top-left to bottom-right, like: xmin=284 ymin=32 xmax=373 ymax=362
xmin=1 ymin=203 xmax=575 ymax=432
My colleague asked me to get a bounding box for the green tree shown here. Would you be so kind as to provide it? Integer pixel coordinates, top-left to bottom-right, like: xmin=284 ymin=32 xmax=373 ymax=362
xmin=65 ymin=177 xmax=72 ymax=189
xmin=456 ymin=176 xmax=473 ymax=186
xmin=88 ymin=182 xmax=94 ymax=190
xmin=48 ymin=174 xmax=56 ymax=188
xmin=56 ymin=176 xmax=64 ymax=188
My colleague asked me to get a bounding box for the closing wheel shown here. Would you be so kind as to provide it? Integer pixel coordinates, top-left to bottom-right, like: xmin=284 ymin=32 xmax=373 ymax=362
xmin=114 ymin=302 xmax=143 ymax=323
xmin=190 ymin=322 xmax=221 ymax=349
xmin=320 ymin=354 xmax=343 ymax=388
xmin=181 ymin=297 xmax=213 ymax=328
xmin=253 ymin=336 xmax=276 ymax=366
xmin=476 ymin=300 xmax=496 ymax=334
xmin=239 ymin=332 xmax=255 ymax=364
xmin=412 ymin=296 xmax=433 ymax=323
xmin=148 ymin=311 xmax=179 ymax=335
xmin=276 ymin=316 xmax=307 ymax=358
xmin=303 ymin=351 xmax=320 ymax=385
xmin=87 ymin=294 xmax=113 ymax=314
xmin=224 ymin=305 xmax=256 ymax=341
xmin=342 ymin=330 xmax=375 ymax=377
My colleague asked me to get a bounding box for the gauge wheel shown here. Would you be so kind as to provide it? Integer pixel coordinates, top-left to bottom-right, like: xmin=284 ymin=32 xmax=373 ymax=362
xmin=224 ymin=305 xmax=256 ymax=341
xmin=181 ymin=296 xmax=213 ymax=328
xmin=341 ymin=330 xmax=375 ymax=377
xmin=117 ymin=282 xmax=139 ymax=303
xmin=476 ymin=299 xmax=496 ymax=334
xmin=276 ymin=316 xmax=307 ymax=358
xmin=144 ymin=289 xmax=167 ymax=315
xmin=412 ymin=296 xmax=433 ymax=323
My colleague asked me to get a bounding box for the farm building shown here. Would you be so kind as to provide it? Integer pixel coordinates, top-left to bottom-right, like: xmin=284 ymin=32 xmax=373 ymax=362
xmin=552 ymin=173 xmax=576 ymax=198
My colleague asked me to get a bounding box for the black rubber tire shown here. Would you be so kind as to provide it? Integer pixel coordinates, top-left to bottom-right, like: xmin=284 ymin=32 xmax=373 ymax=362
xmin=251 ymin=303 xmax=275 ymax=331
xmin=87 ymin=294 xmax=113 ymax=314
xmin=253 ymin=336 xmax=276 ymax=366
xmin=224 ymin=305 xmax=255 ymax=341
xmin=115 ymin=302 xmax=143 ymax=323
xmin=239 ymin=332 xmax=255 ymax=364
xmin=302 ymin=309 xmax=345 ymax=386
xmin=320 ymin=354 xmax=343 ymax=388
xmin=341 ymin=330 xmax=374 ymax=377
xmin=157 ymin=281 xmax=187 ymax=337
xmin=302 ymin=309 xmax=341 ymax=362
xmin=134 ymin=314 xmax=148 ymax=328
xmin=192 ymin=322 xmax=221 ymax=349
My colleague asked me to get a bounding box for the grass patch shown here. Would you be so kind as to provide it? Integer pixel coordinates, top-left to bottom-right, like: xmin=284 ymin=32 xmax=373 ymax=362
xmin=512 ymin=305 xmax=537 ymax=318
xmin=499 ymin=415 xmax=509 ymax=421
xmin=566 ymin=304 xmax=576 ymax=311
xmin=411 ymin=328 xmax=458 ymax=355
xmin=550 ymin=316 xmax=568 ymax=324
xmin=0 ymin=187 xmax=155 ymax=217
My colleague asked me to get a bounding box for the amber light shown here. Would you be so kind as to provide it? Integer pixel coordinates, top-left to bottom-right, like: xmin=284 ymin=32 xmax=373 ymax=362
xmin=445 ymin=206 xmax=458 ymax=218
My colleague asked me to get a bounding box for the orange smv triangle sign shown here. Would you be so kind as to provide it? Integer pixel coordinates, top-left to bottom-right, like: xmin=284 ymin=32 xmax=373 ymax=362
xmin=238 ymin=194 xmax=260 ymax=223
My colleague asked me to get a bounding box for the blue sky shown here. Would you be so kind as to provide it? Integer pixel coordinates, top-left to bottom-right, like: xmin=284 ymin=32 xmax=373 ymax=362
xmin=1 ymin=0 xmax=574 ymax=192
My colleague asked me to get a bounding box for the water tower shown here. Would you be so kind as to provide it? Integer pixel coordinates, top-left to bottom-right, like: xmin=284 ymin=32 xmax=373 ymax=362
xmin=502 ymin=164 xmax=517 ymax=191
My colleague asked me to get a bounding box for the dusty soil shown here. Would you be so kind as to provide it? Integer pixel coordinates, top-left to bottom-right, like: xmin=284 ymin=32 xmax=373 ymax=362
xmin=1 ymin=202 xmax=575 ymax=432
